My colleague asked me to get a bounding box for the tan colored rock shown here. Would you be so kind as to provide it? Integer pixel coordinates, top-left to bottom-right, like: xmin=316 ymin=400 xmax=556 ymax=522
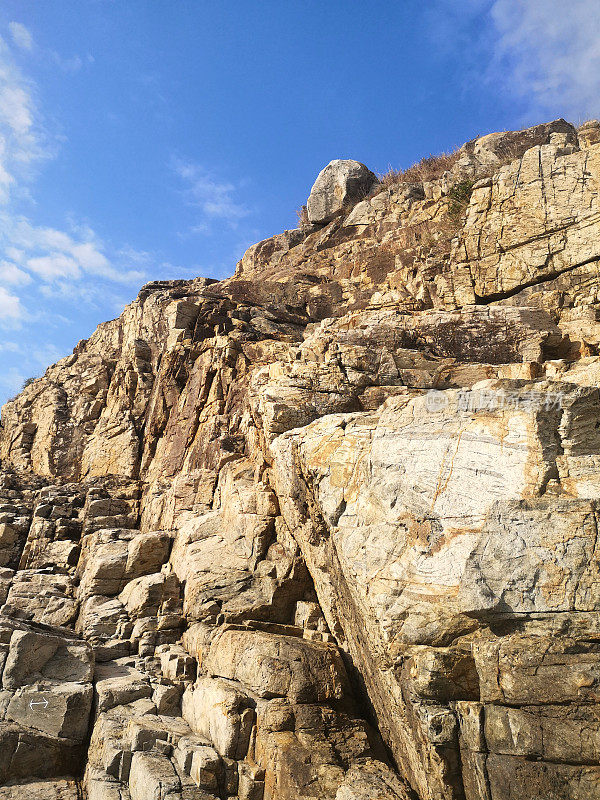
xmin=94 ymin=662 xmax=153 ymax=713
xmin=1 ymin=571 xmax=78 ymax=627
xmin=0 ymin=779 xmax=81 ymax=799
xmin=6 ymin=681 xmax=92 ymax=741
xmin=128 ymin=751 xmax=180 ymax=800
xmin=335 ymin=759 xmax=413 ymax=799
xmin=2 ymin=623 xmax=93 ymax=689
xmin=204 ymin=627 xmax=349 ymax=702
xmin=189 ymin=744 xmax=221 ymax=791
xmin=5 ymin=119 xmax=600 ymax=800
xmin=182 ymin=677 xmax=254 ymax=759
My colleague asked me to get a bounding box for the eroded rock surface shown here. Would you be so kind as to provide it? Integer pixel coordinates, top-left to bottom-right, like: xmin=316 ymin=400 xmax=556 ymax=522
xmin=306 ymin=159 xmax=378 ymax=224
xmin=2 ymin=118 xmax=600 ymax=798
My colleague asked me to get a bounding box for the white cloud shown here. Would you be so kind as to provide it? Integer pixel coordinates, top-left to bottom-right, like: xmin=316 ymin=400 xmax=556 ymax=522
xmin=0 ymin=32 xmax=51 ymax=204
xmin=432 ymin=0 xmax=600 ymax=121
xmin=0 ymin=340 xmax=21 ymax=352
xmin=27 ymin=253 xmax=80 ymax=280
xmin=8 ymin=20 xmax=89 ymax=75
xmin=0 ymin=259 xmax=31 ymax=285
xmin=0 ymin=20 xmax=151 ymax=397
xmin=0 ymin=215 xmax=147 ymax=288
xmin=0 ymin=286 xmax=24 ymax=321
xmin=50 ymin=52 xmax=84 ymax=73
xmin=485 ymin=0 xmax=600 ymax=120
xmin=31 ymin=342 xmax=65 ymax=367
xmin=0 ymin=83 xmax=33 ymax=135
xmin=173 ymin=158 xmax=251 ymax=230
xmin=8 ymin=22 xmax=33 ymax=52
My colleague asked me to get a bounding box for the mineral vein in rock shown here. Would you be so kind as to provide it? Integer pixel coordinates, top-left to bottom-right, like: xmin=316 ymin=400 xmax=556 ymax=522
xmin=1 ymin=118 xmax=600 ymax=799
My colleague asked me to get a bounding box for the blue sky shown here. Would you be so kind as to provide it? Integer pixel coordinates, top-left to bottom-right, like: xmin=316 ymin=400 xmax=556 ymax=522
xmin=0 ymin=0 xmax=599 ymax=405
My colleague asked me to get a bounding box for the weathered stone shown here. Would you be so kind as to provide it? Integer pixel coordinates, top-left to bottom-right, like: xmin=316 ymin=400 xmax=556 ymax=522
xmin=5 ymin=119 xmax=600 ymax=800
xmin=6 ymin=681 xmax=92 ymax=741
xmin=204 ymin=627 xmax=349 ymax=702
xmin=189 ymin=744 xmax=221 ymax=790
xmin=0 ymin=779 xmax=81 ymax=799
xmin=182 ymin=677 xmax=254 ymax=759
xmin=128 ymin=751 xmax=180 ymax=800
xmin=335 ymin=759 xmax=413 ymax=799
xmin=307 ymin=160 xmax=378 ymax=224
xmin=1 ymin=623 xmax=93 ymax=689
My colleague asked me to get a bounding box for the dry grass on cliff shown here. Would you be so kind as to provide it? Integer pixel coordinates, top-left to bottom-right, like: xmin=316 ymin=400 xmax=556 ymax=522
xmin=377 ymin=149 xmax=462 ymax=190
xmin=296 ymin=204 xmax=309 ymax=226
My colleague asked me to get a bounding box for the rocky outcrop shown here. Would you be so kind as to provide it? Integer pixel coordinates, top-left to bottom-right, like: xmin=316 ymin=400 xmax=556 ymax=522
xmin=306 ymin=159 xmax=378 ymax=224
xmin=2 ymin=117 xmax=600 ymax=798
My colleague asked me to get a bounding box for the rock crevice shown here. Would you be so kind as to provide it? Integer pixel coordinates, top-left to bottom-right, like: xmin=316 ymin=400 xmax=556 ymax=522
xmin=2 ymin=118 xmax=600 ymax=799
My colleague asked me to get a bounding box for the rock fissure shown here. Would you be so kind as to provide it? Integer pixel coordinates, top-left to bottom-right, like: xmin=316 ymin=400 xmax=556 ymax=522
xmin=3 ymin=119 xmax=600 ymax=799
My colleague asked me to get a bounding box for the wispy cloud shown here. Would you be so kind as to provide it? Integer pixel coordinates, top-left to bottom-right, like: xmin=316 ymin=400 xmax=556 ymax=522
xmin=173 ymin=158 xmax=251 ymax=231
xmin=488 ymin=0 xmax=600 ymax=120
xmin=0 ymin=21 xmax=156 ymax=405
xmin=0 ymin=22 xmax=146 ymax=346
xmin=0 ymin=259 xmax=31 ymax=285
xmin=0 ymin=341 xmax=21 ymax=352
xmin=430 ymin=0 xmax=600 ymax=121
xmin=0 ymin=215 xmax=147 ymax=287
xmin=0 ymin=286 xmax=25 ymax=324
xmin=8 ymin=22 xmax=33 ymax=52
xmin=0 ymin=31 xmax=53 ymax=202
xmin=0 ymin=365 xmax=26 ymax=397
xmin=49 ymin=51 xmax=93 ymax=74
xmin=8 ymin=19 xmax=91 ymax=74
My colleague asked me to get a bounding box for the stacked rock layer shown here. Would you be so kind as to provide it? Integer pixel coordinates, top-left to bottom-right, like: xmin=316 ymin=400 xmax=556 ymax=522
xmin=2 ymin=118 xmax=600 ymax=799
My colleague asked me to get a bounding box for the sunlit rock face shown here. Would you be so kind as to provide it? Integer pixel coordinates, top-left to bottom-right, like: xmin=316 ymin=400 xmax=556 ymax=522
xmin=3 ymin=118 xmax=600 ymax=799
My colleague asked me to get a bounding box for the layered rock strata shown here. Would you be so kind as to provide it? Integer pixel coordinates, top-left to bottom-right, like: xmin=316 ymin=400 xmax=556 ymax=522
xmin=2 ymin=118 xmax=600 ymax=799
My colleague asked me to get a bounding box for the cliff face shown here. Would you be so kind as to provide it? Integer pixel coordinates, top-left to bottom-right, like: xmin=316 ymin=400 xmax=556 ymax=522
xmin=1 ymin=118 xmax=600 ymax=800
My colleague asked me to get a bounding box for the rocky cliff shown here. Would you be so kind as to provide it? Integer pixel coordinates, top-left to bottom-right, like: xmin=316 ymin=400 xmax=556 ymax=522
xmin=1 ymin=118 xmax=600 ymax=799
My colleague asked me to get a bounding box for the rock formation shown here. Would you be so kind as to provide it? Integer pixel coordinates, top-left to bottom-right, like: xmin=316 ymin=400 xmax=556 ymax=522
xmin=1 ymin=117 xmax=600 ymax=798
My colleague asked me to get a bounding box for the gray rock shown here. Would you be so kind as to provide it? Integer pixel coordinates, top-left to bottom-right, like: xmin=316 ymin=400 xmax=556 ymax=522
xmin=306 ymin=160 xmax=377 ymax=224
xmin=6 ymin=682 xmax=92 ymax=742
xmin=2 ymin=624 xmax=93 ymax=689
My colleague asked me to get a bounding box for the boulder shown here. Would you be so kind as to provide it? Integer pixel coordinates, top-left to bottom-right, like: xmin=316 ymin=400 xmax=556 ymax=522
xmin=468 ymin=117 xmax=577 ymax=167
xmin=1 ymin=623 xmax=93 ymax=689
xmin=128 ymin=751 xmax=180 ymax=800
xmin=6 ymin=681 xmax=93 ymax=741
xmin=306 ymin=160 xmax=377 ymax=224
